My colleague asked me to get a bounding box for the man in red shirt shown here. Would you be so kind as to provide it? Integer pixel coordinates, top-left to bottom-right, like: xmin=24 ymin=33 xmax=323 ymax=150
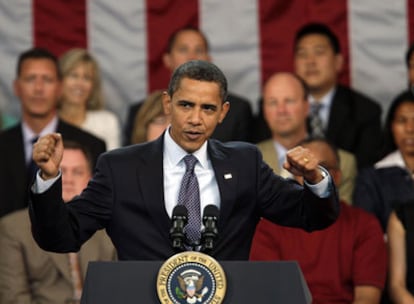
xmin=250 ymin=138 xmax=387 ymax=303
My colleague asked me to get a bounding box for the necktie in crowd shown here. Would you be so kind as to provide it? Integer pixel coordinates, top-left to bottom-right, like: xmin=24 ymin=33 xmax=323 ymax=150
xmin=178 ymin=154 xmax=201 ymax=248
xmin=68 ymin=252 xmax=83 ymax=303
xmin=310 ymin=103 xmax=325 ymax=138
xmin=27 ymin=136 xmax=39 ymax=185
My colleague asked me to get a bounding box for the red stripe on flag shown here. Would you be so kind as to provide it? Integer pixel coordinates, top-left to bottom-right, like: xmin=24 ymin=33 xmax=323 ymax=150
xmin=33 ymin=0 xmax=87 ymax=56
xmin=259 ymin=0 xmax=349 ymax=86
xmin=146 ymin=0 xmax=199 ymax=93
xmin=408 ymin=0 xmax=414 ymax=44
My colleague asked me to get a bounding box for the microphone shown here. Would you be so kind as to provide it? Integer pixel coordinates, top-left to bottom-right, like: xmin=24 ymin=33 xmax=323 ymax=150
xmin=170 ymin=205 xmax=188 ymax=251
xmin=200 ymin=205 xmax=219 ymax=253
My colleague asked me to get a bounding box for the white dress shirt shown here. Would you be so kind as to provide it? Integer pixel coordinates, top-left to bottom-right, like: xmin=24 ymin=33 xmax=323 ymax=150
xmin=22 ymin=116 xmax=58 ymax=165
xmin=163 ymin=128 xmax=220 ymax=218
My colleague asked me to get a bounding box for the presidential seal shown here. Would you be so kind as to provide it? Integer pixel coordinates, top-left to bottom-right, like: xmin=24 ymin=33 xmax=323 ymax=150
xmin=157 ymin=252 xmax=226 ymax=304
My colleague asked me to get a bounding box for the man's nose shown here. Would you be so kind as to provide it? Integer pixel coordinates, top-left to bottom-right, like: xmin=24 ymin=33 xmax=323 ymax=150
xmin=33 ymin=79 xmax=45 ymax=91
xmin=188 ymin=108 xmax=202 ymax=124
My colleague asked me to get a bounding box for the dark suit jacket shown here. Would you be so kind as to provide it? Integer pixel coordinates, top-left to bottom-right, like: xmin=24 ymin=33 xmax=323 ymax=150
xmin=123 ymin=92 xmax=254 ymax=145
xmin=0 ymin=119 xmax=106 ymax=218
xmin=253 ymin=85 xmax=383 ymax=168
xmin=354 ymin=166 xmax=414 ymax=232
xmin=30 ymin=135 xmax=338 ymax=261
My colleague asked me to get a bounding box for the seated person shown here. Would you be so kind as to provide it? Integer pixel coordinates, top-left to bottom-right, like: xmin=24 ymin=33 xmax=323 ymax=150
xmin=257 ymin=72 xmax=357 ymax=203
xmin=124 ymin=27 xmax=253 ymax=145
xmin=250 ymin=138 xmax=387 ymax=304
xmin=0 ymin=141 xmax=116 ymax=304
xmin=388 ymin=204 xmax=414 ymax=303
xmin=130 ymin=90 xmax=170 ymax=144
xmin=58 ymin=48 xmax=121 ymax=150
xmin=354 ymin=91 xmax=414 ymax=231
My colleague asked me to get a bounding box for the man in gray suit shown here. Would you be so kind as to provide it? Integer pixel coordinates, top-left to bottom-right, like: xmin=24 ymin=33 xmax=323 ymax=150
xmin=258 ymin=72 xmax=357 ymax=204
xmin=0 ymin=141 xmax=115 ymax=304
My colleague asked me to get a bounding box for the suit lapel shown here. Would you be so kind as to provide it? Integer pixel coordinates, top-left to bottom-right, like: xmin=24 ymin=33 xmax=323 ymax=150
xmin=327 ymin=86 xmax=349 ymax=139
xmin=258 ymin=139 xmax=280 ymax=174
xmin=7 ymin=126 xmax=29 ymax=207
xmin=137 ymin=137 xmax=171 ymax=242
xmin=208 ymin=141 xmax=238 ymax=234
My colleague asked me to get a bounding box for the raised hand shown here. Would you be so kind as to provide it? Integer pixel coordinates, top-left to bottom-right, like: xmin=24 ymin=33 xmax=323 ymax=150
xmin=283 ymin=146 xmax=324 ymax=184
xmin=32 ymin=133 xmax=64 ymax=180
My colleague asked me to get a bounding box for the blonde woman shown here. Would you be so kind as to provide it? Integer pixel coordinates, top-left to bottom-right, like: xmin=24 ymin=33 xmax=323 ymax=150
xmin=58 ymin=48 xmax=120 ymax=150
xmin=131 ymin=90 xmax=170 ymax=144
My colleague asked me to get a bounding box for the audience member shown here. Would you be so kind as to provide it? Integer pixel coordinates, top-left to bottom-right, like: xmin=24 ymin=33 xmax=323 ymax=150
xmin=354 ymin=90 xmax=414 ymax=231
xmin=255 ymin=23 xmax=383 ymax=168
xmin=124 ymin=26 xmax=253 ymax=145
xmin=258 ymin=72 xmax=357 ymax=203
xmin=0 ymin=141 xmax=115 ymax=304
xmin=0 ymin=47 xmax=106 ymax=218
xmin=250 ymin=137 xmax=387 ymax=304
xmin=58 ymin=48 xmax=121 ymax=150
xmin=388 ymin=204 xmax=414 ymax=302
xmin=130 ymin=90 xmax=170 ymax=144
xmin=29 ymin=60 xmax=339 ymax=261
xmin=296 ymin=22 xmax=383 ymax=168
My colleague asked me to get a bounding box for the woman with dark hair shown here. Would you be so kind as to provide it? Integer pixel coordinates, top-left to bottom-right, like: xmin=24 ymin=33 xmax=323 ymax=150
xmin=354 ymin=90 xmax=414 ymax=232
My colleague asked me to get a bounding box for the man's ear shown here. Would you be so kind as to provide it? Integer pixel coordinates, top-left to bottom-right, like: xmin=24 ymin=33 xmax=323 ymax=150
xmin=218 ymin=101 xmax=230 ymax=123
xmin=335 ymin=54 xmax=344 ymax=73
xmin=163 ymin=53 xmax=173 ymax=71
xmin=162 ymin=91 xmax=172 ymax=115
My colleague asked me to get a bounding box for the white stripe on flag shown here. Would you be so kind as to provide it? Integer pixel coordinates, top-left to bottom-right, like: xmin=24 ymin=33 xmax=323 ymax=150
xmin=349 ymin=0 xmax=408 ymax=117
xmin=200 ymin=0 xmax=261 ymax=112
xmin=88 ymin=0 xmax=147 ymax=122
xmin=0 ymin=0 xmax=33 ymax=118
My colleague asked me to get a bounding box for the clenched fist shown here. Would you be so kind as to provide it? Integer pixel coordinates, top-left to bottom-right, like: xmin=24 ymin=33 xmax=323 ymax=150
xmin=32 ymin=133 xmax=64 ymax=180
xmin=283 ymin=146 xmax=325 ymax=184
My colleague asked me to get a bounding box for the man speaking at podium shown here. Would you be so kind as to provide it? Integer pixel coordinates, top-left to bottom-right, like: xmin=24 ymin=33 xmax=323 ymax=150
xmin=29 ymin=60 xmax=339 ymax=261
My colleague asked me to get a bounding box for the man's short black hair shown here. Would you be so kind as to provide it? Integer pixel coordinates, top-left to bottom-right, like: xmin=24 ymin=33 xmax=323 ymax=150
xmin=16 ymin=47 xmax=61 ymax=79
xmin=168 ymin=60 xmax=228 ymax=102
xmin=294 ymin=23 xmax=341 ymax=54
xmin=165 ymin=27 xmax=210 ymax=54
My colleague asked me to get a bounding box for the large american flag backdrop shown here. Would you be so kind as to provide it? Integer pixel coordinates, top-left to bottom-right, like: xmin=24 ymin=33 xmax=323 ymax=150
xmin=0 ymin=0 xmax=413 ymax=123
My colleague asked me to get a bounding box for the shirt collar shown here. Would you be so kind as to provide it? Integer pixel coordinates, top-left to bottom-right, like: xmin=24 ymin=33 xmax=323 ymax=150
xmin=22 ymin=116 xmax=58 ymax=144
xmin=163 ymin=126 xmax=209 ymax=169
xmin=375 ymin=150 xmax=406 ymax=169
xmin=273 ymin=141 xmax=287 ymax=168
xmin=308 ymin=86 xmax=336 ymax=108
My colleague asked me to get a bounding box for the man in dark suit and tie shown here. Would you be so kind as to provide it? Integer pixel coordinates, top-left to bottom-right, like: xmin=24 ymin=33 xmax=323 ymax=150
xmin=294 ymin=23 xmax=383 ymax=168
xmin=29 ymin=60 xmax=339 ymax=261
xmin=0 ymin=48 xmax=106 ymax=218
xmin=123 ymin=26 xmax=254 ymax=145
xmin=254 ymin=23 xmax=382 ymax=168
